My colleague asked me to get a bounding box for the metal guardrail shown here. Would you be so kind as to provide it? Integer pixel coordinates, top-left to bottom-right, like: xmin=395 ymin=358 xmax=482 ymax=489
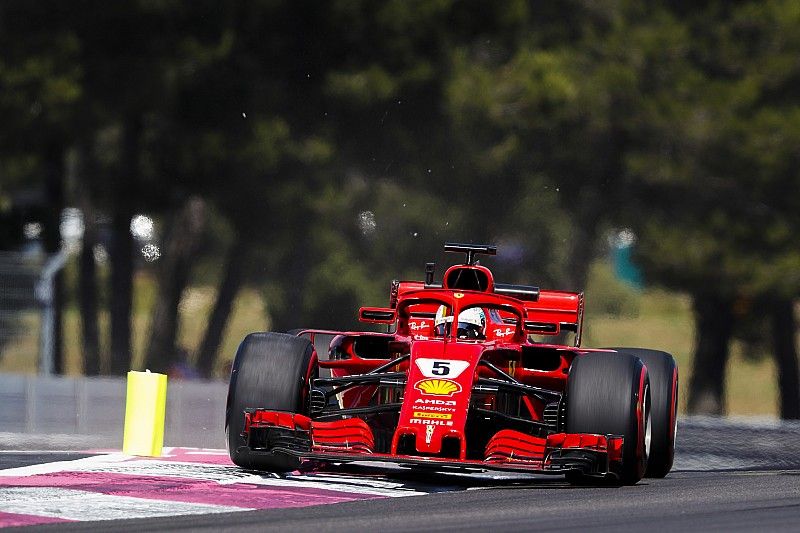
xmin=4 ymin=371 xmax=799 ymax=470
xmin=0 ymin=373 xmax=228 ymax=449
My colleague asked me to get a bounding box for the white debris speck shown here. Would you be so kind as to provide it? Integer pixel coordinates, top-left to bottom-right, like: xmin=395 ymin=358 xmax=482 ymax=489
xmin=358 ymin=211 xmax=377 ymax=236
xmin=141 ymin=244 xmax=161 ymax=262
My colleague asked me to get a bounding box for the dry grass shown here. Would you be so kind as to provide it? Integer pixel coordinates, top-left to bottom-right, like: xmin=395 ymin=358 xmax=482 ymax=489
xmin=583 ymin=288 xmax=778 ymax=416
xmin=0 ymin=264 xmax=783 ymax=417
xmin=1 ymin=272 xmax=268 ymax=379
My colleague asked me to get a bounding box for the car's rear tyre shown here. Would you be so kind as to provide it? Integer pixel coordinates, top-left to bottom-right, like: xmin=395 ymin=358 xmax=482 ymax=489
xmin=225 ymin=332 xmax=316 ymax=472
xmin=565 ymin=352 xmax=650 ymax=485
xmin=605 ymin=348 xmax=678 ymax=478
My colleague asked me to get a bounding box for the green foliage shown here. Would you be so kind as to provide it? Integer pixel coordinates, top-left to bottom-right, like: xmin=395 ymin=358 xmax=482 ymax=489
xmin=1 ymin=0 xmax=799 ymax=389
xmin=327 ymin=66 xmax=399 ymax=104
xmin=624 ymin=1 xmax=800 ymax=303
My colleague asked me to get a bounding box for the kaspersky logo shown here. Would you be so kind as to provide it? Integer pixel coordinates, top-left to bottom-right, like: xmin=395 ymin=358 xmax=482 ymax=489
xmin=414 ymin=378 xmax=461 ymax=397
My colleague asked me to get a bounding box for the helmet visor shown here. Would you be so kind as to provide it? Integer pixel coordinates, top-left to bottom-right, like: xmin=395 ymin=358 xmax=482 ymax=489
xmin=456 ymin=322 xmax=484 ymax=339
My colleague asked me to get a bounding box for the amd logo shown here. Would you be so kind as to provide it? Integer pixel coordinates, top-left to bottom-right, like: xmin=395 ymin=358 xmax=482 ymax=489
xmin=414 ymin=398 xmax=456 ymax=406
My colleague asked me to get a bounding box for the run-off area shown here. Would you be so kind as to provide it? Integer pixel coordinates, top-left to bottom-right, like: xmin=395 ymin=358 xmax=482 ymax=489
xmin=0 ymin=448 xmax=434 ymax=528
xmin=2 ymin=417 xmax=800 ymax=528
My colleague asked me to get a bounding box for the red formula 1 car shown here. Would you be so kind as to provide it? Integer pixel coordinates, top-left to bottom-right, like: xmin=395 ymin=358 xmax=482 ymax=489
xmin=226 ymin=243 xmax=678 ymax=485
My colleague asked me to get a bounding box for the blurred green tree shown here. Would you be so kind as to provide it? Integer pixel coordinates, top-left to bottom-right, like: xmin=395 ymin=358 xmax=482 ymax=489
xmin=0 ymin=0 xmax=798 ymax=422
xmin=625 ymin=0 xmax=800 ymax=417
xmin=0 ymin=1 xmax=83 ymax=372
xmin=445 ymin=1 xmax=646 ymax=290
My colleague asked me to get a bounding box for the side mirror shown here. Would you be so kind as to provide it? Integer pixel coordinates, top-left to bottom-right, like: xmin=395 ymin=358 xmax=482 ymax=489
xmin=358 ymin=307 xmax=397 ymax=324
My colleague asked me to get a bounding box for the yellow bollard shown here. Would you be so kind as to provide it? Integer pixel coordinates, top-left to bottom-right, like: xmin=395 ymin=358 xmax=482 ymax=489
xmin=122 ymin=370 xmax=168 ymax=457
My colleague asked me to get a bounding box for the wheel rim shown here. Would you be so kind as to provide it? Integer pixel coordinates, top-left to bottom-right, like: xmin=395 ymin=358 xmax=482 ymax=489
xmin=672 ymin=374 xmax=679 ymax=445
xmin=672 ymin=394 xmax=678 ymax=445
xmin=643 ymin=384 xmax=652 ymax=462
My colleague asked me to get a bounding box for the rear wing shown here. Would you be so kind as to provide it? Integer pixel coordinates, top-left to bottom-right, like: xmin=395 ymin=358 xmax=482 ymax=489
xmin=523 ymin=290 xmax=584 ymax=346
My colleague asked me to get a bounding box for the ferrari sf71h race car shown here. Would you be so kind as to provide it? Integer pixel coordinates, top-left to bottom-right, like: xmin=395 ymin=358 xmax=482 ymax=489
xmin=226 ymin=243 xmax=678 ymax=485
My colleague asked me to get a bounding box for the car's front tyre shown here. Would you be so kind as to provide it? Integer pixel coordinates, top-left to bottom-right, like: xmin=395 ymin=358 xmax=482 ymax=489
xmin=565 ymin=352 xmax=650 ymax=485
xmin=225 ymin=332 xmax=316 ymax=472
xmin=604 ymin=348 xmax=678 ymax=478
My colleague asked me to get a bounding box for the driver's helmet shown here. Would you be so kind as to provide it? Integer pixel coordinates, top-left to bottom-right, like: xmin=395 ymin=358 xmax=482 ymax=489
xmin=433 ymin=305 xmax=486 ymax=339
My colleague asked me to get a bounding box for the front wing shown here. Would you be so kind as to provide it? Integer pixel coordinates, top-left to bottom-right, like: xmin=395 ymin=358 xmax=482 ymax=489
xmin=240 ymin=410 xmax=624 ymax=477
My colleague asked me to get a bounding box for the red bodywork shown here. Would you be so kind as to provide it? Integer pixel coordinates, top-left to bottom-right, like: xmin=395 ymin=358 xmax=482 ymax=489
xmin=241 ymin=258 xmax=624 ymax=477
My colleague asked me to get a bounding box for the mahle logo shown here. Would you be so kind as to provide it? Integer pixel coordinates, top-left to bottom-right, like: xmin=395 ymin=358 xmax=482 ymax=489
xmin=414 ymin=378 xmax=461 ymax=397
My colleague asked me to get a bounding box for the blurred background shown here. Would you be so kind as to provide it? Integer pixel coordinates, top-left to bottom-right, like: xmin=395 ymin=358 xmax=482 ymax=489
xmin=1 ymin=0 xmax=798 ymax=427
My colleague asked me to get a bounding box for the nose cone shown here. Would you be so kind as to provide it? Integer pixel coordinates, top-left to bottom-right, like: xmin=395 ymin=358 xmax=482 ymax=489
xmin=393 ymin=340 xmax=484 ymax=457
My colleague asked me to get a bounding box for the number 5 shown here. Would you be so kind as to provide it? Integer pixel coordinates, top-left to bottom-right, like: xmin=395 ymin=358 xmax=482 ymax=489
xmin=432 ymin=361 xmax=450 ymax=376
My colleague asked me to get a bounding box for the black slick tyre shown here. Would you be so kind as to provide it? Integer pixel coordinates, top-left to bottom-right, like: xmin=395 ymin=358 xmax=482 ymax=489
xmin=225 ymin=332 xmax=316 ymax=472
xmin=605 ymin=348 xmax=678 ymax=478
xmin=565 ymin=352 xmax=650 ymax=485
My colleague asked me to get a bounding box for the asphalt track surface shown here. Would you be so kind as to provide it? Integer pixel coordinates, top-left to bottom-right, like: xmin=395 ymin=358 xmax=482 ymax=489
xmin=2 ymin=417 xmax=800 ymax=532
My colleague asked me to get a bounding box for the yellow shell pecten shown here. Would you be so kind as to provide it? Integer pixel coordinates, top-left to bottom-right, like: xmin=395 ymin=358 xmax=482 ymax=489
xmin=415 ymin=378 xmax=461 ymax=396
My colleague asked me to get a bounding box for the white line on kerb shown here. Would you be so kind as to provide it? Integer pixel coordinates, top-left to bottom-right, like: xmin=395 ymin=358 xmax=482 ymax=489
xmin=0 ymin=453 xmax=131 ymax=477
xmin=0 ymin=487 xmax=251 ymax=521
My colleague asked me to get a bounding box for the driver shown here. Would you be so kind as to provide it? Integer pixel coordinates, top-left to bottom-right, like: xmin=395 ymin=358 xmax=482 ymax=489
xmin=433 ymin=305 xmax=486 ymax=339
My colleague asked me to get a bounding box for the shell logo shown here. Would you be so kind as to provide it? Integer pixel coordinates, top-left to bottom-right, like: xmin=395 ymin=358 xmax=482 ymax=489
xmin=415 ymin=378 xmax=462 ymax=397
